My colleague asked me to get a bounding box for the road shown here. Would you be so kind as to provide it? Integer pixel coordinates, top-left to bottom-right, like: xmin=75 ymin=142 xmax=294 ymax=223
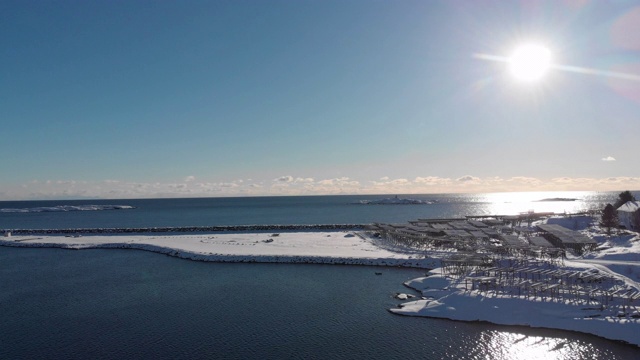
xmin=572 ymin=258 xmax=640 ymax=266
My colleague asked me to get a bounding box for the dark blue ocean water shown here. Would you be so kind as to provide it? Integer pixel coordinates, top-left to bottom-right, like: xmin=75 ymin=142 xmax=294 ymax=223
xmin=1 ymin=192 xmax=639 ymax=358
xmin=1 ymin=247 xmax=638 ymax=359
xmin=0 ymin=191 xmax=623 ymax=230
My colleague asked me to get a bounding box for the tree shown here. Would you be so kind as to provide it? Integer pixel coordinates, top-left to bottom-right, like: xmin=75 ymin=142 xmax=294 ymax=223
xmin=601 ymin=203 xmax=619 ymax=235
xmin=632 ymin=209 xmax=640 ymax=231
xmin=614 ymin=190 xmax=636 ymax=209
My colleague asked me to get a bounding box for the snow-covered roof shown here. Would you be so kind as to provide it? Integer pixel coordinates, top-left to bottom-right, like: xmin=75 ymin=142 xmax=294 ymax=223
xmin=617 ymin=200 xmax=640 ymax=213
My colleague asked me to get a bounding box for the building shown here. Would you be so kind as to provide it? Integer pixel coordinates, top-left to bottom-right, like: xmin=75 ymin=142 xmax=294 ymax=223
xmin=617 ymin=200 xmax=640 ymax=231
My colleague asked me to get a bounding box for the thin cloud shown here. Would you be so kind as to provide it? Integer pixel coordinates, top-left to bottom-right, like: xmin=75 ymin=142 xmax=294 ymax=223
xmin=456 ymin=175 xmax=481 ymax=183
xmin=603 ymin=177 xmax=639 ymax=183
xmin=274 ymin=176 xmax=294 ymax=183
xmin=371 ymin=177 xmax=410 ymax=186
xmin=294 ymin=177 xmax=314 ymax=183
xmin=6 ymin=175 xmax=640 ymax=200
xmin=317 ymin=177 xmax=356 ymax=186
xmin=551 ymin=177 xmax=576 ymax=184
xmin=414 ymin=176 xmax=451 ymax=185
xmin=602 ymin=156 xmax=616 ymax=162
xmin=506 ymin=176 xmax=542 ymax=185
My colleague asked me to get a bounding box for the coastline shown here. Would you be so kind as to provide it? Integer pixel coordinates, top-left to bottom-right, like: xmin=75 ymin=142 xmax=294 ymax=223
xmin=2 ymin=229 xmax=639 ymax=348
xmin=390 ymin=271 xmax=640 ymax=347
xmin=0 ymin=231 xmax=436 ymax=269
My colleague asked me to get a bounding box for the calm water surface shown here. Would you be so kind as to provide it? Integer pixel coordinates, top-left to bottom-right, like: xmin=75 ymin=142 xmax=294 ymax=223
xmin=0 ymin=191 xmax=625 ymax=229
xmin=1 ymin=247 xmax=637 ymax=359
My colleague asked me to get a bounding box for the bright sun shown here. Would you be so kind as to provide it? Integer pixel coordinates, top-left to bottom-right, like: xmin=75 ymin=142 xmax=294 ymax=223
xmin=508 ymin=44 xmax=552 ymax=82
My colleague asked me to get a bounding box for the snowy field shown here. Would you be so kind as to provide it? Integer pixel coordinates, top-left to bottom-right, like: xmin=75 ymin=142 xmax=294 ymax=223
xmin=1 ymin=216 xmax=639 ymax=347
xmin=0 ymin=231 xmax=435 ymax=268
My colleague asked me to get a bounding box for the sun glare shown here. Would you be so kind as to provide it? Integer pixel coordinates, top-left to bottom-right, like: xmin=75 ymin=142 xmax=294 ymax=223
xmin=508 ymin=44 xmax=552 ymax=82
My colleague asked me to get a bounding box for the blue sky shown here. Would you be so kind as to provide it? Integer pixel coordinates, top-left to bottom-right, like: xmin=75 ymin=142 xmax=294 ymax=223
xmin=2 ymin=0 xmax=640 ymax=200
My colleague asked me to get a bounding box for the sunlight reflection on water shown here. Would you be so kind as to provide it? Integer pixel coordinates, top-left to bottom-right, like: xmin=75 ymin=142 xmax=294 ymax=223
xmin=471 ymin=191 xmax=606 ymax=216
xmin=464 ymin=330 xmax=623 ymax=360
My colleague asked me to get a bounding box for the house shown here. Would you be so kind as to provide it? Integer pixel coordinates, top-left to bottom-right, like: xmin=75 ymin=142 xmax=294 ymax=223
xmin=617 ymin=200 xmax=640 ymax=231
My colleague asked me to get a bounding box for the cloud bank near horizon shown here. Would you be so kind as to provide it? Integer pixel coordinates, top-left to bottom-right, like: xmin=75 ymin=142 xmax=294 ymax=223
xmin=2 ymin=175 xmax=640 ymax=200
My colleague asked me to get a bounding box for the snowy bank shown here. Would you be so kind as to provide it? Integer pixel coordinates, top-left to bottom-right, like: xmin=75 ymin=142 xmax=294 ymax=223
xmin=383 ymin=214 xmax=640 ymax=347
xmin=0 ymin=232 xmax=436 ymax=268
xmin=391 ymin=272 xmax=640 ymax=347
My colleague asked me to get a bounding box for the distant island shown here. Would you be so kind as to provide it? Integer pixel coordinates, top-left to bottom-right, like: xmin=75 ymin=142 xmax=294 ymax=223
xmin=355 ymin=196 xmax=436 ymax=205
xmin=535 ymin=198 xmax=578 ymax=202
xmin=0 ymin=205 xmax=135 ymax=213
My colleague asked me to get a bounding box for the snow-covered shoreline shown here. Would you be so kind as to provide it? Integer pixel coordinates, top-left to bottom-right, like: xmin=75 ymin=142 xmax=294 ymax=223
xmin=0 ymin=232 xmax=436 ymax=268
xmin=385 ymin=212 xmax=640 ymax=348
xmin=391 ymin=270 xmax=640 ymax=347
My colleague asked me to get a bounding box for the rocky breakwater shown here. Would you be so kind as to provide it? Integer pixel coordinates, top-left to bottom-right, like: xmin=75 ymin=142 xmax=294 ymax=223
xmin=2 ymin=224 xmax=366 ymax=235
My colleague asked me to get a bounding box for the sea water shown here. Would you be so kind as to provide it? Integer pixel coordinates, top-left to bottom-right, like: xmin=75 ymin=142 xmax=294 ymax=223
xmin=1 ymin=247 xmax=638 ymax=359
xmin=0 ymin=191 xmax=618 ymax=229
xmin=1 ymin=192 xmax=639 ymax=358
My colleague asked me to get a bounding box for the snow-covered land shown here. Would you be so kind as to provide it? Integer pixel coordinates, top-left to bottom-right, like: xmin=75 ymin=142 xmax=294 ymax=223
xmin=2 ymin=215 xmax=639 ymax=347
xmin=0 ymin=232 xmax=435 ymax=268
xmin=391 ymin=216 xmax=640 ymax=347
xmin=391 ymin=269 xmax=640 ymax=347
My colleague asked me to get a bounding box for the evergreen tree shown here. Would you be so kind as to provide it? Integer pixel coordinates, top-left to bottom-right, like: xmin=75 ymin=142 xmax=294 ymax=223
xmin=632 ymin=210 xmax=640 ymax=231
xmin=600 ymin=203 xmax=619 ymax=235
xmin=614 ymin=190 xmax=636 ymax=209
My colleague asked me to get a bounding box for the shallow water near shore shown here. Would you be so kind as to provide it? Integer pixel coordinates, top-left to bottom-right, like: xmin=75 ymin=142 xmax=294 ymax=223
xmin=1 ymin=246 xmax=637 ymax=359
